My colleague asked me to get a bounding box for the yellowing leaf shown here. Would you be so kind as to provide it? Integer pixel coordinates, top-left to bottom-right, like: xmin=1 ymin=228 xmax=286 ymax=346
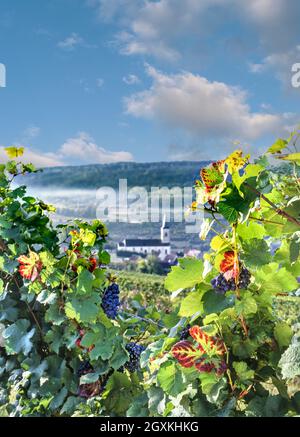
xmin=267 ymin=139 xmax=287 ymax=154
xmin=210 ymin=235 xmax=229 ymax=252
xmin=225 ymin=150 xmax=250 ymax=174
xmin=18 ymin=251 xmax=43 ymax=282
xmin=4 ymin=146 xmax=24 ymax=159
xmin=277 ymin=153 xmax=300 ymax=164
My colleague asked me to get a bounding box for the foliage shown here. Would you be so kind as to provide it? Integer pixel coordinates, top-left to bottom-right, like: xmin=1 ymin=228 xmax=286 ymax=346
xmin=139 ymin=131 xmax=300 ymax=417
xmin=137 ymin=255 xmax=165 ymax=276
xmin=0 ymin=148 xmax=150 ymax=417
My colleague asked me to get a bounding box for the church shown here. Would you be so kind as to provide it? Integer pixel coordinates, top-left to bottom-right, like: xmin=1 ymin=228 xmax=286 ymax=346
xmin=117 ymin=216 xmax=171 ymax=261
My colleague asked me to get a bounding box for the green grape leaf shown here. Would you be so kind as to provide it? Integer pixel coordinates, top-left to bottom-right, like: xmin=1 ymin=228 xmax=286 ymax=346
xmin=274 ymin=323 xmax=293 ymax=349
xmin=179 ymin=290 xmax=203 ymax=317
xmin=290 ymin=240 xmax=300 ymax=264
xmin=217 ymin=202 xmax=239 ymax=223
xmin=241 ymin=238 xmax=271 ymax=267
xmin=165 ymin=258 xmax=203 ymax=292
xmin=233 ymin=361 xmax=255 ymax=382
xmin=109 ymin=346 xmax=128 ymax=370
xmin=147 ymin=387 xmax=166 ymax=416
xmin=3 ymin=319 xmax=35 ymax=355
xmin=60 ymin=396 xmax=81 ymax=415
xmin=255 ymin=263 xmax=298 ymax=294
xmin=236 ymin=222 xmax=266 ymax=240
xmin=235 ymin=293 xmax=257 ymax=316
xmin=49 ymin=387 xmax=68 ymax=410
xmin=79 ymin=372 xmax=100 ymax=385
xmin=203 ymin=290 xmax=235 ymax=314
xmin=76 ymin=268 xmax=94 ymax=295
xmin=65 ymin=293 xmax=101 ymax=323
xmin=127 ymin=393 xmax=149 ymax=417
xmin=157 ymin=362 xmax=185 ymax=397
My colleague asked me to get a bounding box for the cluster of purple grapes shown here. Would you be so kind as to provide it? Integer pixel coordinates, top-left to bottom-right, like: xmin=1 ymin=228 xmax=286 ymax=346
xmin=101 ymin=283 xmax=120 ymax=319
xmin=124 ymin=342 xmax=145 ymax=373
xmin=77 ymin=360 xmax=94 ymax=377
xmin=180 ymin=324 xmax=191 ymax=340
xmin=77 ymin=362 xmax=114 ymax=398
xmin=211 ymin=267 xmax=251 ymax=294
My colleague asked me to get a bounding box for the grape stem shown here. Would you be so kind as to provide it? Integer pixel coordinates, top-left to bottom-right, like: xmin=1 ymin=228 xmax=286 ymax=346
xmin=244 ymin=182 xmax=300 ymax=227
xmin=123 ymin=311 xmax=164 ymax=328
xmin=12 ymin=275 xmax=43 ymax=336
xmin=232 ymin=224 xmax=249 ymax=338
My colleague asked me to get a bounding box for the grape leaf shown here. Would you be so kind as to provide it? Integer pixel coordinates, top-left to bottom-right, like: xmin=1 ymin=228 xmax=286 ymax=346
xmin=165 ymin=258 xmax=203 ymax=292
xmin=233 ymin=361 xmax=255 ymax=382
xmin=274 ymin=323 xmax=293 ymax=349
xmin=203 ymin=290 xmax=235 ymax=314
xmin=178 ymin=290 xmax=204 ymax=317
xmin=65 ymin=293 xmax=101 ymax=323
xmin=267 ymin=139 xmax=287 ymax=154
xmin=241 ymin=238 xmax=271 ymax=267
xmin=235 ymin=293 xmax=257 ymax=316
xmin=255 ymin=263 xmax=298 ymax=294
xmin=236 ymin=222 xmax=266 ymax=240
xmin=3 ymin=319 xmax=35 ymax=355
xmin=218 ymin=202 xmax=239 ymax=223
xmin=157 ymin=362 xmax=185 ymax=397
xmin=76 ymin=268 xmax=94 ymax=295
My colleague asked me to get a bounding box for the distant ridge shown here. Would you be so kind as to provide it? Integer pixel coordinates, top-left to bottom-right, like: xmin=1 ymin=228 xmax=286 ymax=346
xmin=19 ymin=160 xmax=211 ymax=189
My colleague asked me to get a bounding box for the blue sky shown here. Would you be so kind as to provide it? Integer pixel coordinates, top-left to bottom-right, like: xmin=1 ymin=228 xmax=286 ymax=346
xmin=0 ymin=0 xmax=299 ymax=166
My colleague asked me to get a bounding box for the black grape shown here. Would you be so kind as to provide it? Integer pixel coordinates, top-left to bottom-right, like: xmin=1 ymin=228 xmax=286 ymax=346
xmin=77 ymin=360 xmax=93 ymax=377
xmin=101 ymin=283 xmax=120 ymax=319
xmin=124 ymin=342 xmax=145 ymax=373
xmin=180 ymin=324 xmax=191 ymax=340
xmin=211 ymin=267 xmax=251 ymax=294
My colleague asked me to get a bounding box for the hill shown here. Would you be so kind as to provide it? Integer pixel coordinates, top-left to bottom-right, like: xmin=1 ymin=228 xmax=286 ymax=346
xmin=18 ymin=160 xmax=210 ymax=189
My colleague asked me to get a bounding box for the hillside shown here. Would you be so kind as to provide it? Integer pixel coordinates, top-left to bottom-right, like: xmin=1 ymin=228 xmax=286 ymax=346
xmin=18 ymin=160 xmax=210 ymax=189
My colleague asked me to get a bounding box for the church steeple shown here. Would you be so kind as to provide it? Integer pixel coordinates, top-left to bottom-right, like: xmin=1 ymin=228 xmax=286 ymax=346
xmin=161 ymin=214 xmax=170 ymax=244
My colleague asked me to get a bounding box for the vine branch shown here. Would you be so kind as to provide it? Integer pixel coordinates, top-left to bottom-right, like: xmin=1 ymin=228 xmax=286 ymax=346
xmin=244 ymin=182 xmax=300 ymax=227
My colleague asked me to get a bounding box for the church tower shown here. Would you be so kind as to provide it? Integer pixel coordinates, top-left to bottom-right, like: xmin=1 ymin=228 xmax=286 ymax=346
xmin=161 ymin=214 xmax=170 ymax=244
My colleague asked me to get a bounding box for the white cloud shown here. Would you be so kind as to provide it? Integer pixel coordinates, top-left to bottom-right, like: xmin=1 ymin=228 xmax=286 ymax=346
xmin=0 ymin=133 xmax=134 ymax=168
xmin=0 ymin=147 xmax=64 ymax=167
xmin=122 ymin=74 xmax=140 ymax=85
xmin=88 ymin=0 xmax=300 ymax=83
xmin=249 ymin=46 xmax=300 ymax=86
xmin=58 ymin=33 xmax=84 ymax=50
xmin=125 ymin=65 xmax=295 ymax=149
xmin=59 ymin=132 xmax=133 ymax=164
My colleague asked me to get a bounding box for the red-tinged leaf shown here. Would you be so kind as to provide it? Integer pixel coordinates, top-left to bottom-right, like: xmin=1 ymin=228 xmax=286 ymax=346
xmin=189 ymin=326 xmax=226 ymax=356
xmin=171 ymin=340 xmax=203 ymax=368
xmin=201 ymin=164 xmax=224 ymax=192
xmin=216 ymin=361 xmax=228 ymax=376
xmin=189 ymin=325 xmax=211 ymax=347
xmin=88 ymin=257 xmax=97 ymax=272
xmin=212 ymin=160 xmax=226 ymax=173
xmin=220 ymin=251 xmax=239 ymax=280
xmin=18 ymin=251 xmax=43 ymax=282
xmin=195 ymin=360 xmax=215 ymax=373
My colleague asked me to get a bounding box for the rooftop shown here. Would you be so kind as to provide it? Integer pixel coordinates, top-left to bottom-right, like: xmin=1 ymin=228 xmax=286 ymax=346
xmin=119 ymin=239 xmax=170 ymax=247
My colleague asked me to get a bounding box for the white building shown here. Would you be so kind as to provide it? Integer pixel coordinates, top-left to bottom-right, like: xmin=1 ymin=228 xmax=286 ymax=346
xmin=117 ymin=216 xmax=171 ymax=261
